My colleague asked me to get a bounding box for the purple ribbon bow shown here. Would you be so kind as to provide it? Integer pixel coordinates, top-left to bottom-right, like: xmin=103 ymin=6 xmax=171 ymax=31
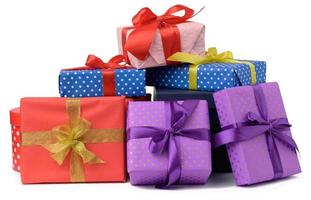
xmin=213 ymin=85 xmax=299 ymax=179
xmin=127 ymin=100 xmax=211 ymax=187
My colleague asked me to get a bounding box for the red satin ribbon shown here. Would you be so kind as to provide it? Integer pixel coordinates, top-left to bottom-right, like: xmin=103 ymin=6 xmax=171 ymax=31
xmin=124 ymin=4 xmax=195 ymax=61
xmin=85 ymin=54 xmax=130 ymax=69
xmin=85 ymin=54 xmax=132 ymax=96
xmin=121 ymin=27 xmax=133 ymax=63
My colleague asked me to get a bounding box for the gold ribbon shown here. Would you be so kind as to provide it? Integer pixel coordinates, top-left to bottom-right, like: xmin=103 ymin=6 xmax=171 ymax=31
xmin=22 ymin=99 xmax=124 ymax=182
xmin=167 ymin=47 xmax=257 ymax=90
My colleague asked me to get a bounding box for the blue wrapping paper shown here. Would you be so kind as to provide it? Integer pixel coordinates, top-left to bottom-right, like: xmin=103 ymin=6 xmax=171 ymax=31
xmin=146 ymin=60 xmax=266 ymax=92
xmin=59 ymin=69 xmax=146 ymax=97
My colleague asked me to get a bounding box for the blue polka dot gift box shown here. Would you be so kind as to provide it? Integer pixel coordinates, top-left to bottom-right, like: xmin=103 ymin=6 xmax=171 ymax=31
xmin=59 ymin=55 xmax=146 ymax=98
xmin=146 ymin=48 xmax=266 ymax=92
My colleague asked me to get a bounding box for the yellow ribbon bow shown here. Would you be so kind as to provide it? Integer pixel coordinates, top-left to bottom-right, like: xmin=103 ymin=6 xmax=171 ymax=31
xmin=22 ymin=99 xmax=124 ymax=182
xmin=167 ymin=47 xmax=257 ymax=90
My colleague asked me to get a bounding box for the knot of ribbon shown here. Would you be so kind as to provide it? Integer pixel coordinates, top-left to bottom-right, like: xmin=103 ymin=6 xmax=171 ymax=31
xmin=124 ymin=4 xmax=197 ymax=60
xmin=127 ymin=100 xmax=210 ymax=187
xmin=168 ymin=47 xmax=257 ymax=90
xmin=44 ymin=99 xmax=103 ymax=182
xmin=47 ymin=118 xmax=104 ymax=167
xmin=85 ymin=54 xmax=131 ymax=69
xmin=212 ymin=85 xmax=299 ymax=179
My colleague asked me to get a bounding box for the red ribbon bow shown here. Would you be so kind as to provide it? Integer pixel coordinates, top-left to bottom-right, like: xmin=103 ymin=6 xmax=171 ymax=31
xmin=124 ymin=4 xmax=196 ymax=60
xmin=85 ymin=54 xmax=130 ymax=69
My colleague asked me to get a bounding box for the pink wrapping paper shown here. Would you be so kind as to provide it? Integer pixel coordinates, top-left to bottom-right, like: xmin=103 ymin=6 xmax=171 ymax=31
xmin=117 ymin=22 xmax=205 ymax=69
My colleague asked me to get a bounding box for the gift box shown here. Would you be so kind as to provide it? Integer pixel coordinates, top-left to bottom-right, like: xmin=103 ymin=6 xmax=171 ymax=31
xmin=127 ymin=100 xmax=211 ymax=186
xmin=19 ymin=96 xmax=126 ymax=183
xmin=213 ymin=82 xmax=301 ymax=185
xmin=117 ymin=5 xmax=205 ymax=69
xmin=10 ymin=95 xmax=149 ymax=176
xmin=10 ymin=107 xmax=21 ymax=172
xmin=146 ymin=48 xmax=266 ymax=92
xmin=59 ymin=55 xmax=146 ymax=97
xmin=153 ymin=88 xmax=231 ymax=172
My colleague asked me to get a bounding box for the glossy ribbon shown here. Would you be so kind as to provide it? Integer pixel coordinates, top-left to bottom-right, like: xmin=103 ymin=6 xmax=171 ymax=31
xmin=168 ymin=47 xmax=257 ymax=90
xmin=85 ymin=54 xmax=130 ymax=70
xmin=124 ymin=5 xmax=196 ymax=60
xmin=127 ymin=100 xmax=211 ymax=187
xmin=22 ymin=99 xmax=124 ymax=182
xmin=85 ymin=54 xmax=132 ymax=96
xmin=212 ymin=85 xmax=299 ymax=179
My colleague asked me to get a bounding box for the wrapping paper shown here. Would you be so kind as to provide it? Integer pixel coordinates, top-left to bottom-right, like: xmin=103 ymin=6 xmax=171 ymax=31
xmin=59 ymin=68 xmax=146 ymax=97
xmin=117 ymin=22 xmax=205 ymax=69
xmin=146 ymin=61 xmax=266 ymax=92
xmin=20 ymin=97 xmax=126 ymax=183
xmin=153 ymin=88 xmax=231 ymax=172
xmin=10 ymin=108 xmax=21 ymax=172
xmin=127 ymin=100 xmax=211 ymax=185
xmin=213 ymin=82 xmax=301 ymax=185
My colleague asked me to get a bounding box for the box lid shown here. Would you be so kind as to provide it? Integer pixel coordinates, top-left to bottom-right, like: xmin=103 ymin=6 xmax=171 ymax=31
xmin=154 ymin=88 xmax=216 ymax=109
xmin=10 ymin=107 xmax=20 ymax=126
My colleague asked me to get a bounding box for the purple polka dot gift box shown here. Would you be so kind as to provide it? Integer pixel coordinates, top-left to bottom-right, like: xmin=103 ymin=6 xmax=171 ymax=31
xmin=146 ymin=48 xmax=266 ymax=92
xmin=212 ymin=82 xmax=301 ymax=185
xmin=127 ymin=100 xmax=211 ymax=187
xmin=59 ymin=55 xmax=146 ymax=98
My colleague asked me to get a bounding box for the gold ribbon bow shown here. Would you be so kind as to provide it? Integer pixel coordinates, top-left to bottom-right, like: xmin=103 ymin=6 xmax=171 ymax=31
xmin=167 ymin=47 xmax=257 ymax=90
xmin=22 ymin=99 xmax=124 ymax=182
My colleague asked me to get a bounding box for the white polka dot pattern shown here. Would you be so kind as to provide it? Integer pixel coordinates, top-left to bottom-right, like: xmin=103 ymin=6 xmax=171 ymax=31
xmin=59 ymin=69 xmax=146 ymax=97
xmin=115 ymin=69 xmax=146 ymax=96
xmin=146 ymin=61 xmax=266 ymax=91
xmin=127 ymin=101 xmax=212 ymax=185
xmin=11 ymin=125 xmax=21 ymax=172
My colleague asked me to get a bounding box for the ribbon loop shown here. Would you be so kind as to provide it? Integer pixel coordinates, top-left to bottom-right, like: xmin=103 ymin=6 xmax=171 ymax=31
xmin=125 ymin=5 xmax=197 ymax=60
xmin=85 ymin=54 xmax=129 ymax=69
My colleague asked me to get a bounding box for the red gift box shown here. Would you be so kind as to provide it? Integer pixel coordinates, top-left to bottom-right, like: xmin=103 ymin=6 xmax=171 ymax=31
xmin=10 ymin=95 xmax=151 ymax=176
xmin=19 ymin=97 xmax=126 ymax=183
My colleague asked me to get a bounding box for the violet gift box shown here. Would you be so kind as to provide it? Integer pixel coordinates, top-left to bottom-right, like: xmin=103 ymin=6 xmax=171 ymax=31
xmin=153 ymin=88 xmax=231 ymax=172
xmin=213 ymin=82 xmax=301 ymax=185
xmin=127 ymin=100 xmax=211 ymax=185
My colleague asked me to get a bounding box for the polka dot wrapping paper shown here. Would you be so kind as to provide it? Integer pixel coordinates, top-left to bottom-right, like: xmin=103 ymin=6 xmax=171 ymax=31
xmin=59 ymin=68 xmax=146 ymax=98
xmin=10 ymin=108 xmax=21 ymax=172
xmin=153 ymin=88 xmax=232 ymax=173
xmin=146 ymin=60 xmax=266 ymax=92
xmin=213 ymin=82 xmax=301 ymax=185
xmin=127 ymin=100 xmax=212 ymax=185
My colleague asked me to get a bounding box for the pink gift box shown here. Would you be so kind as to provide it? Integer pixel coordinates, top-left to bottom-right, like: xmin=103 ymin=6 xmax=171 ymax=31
xmin=117 ymin=22 xmax=205 ymax=69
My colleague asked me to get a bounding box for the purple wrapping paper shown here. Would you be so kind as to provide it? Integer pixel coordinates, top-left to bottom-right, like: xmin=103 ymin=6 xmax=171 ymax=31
xmin=213 ymin=82 xmax=301 ymax=185
xmin=127 ymin=100 xmax=211 ymax=185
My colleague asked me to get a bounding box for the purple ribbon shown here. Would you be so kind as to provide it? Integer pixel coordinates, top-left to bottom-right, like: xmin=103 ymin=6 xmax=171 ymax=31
xmin=213 ymin=85 xmax=299 ymax=179
xmin=127 ymin=100 xmax=211 ymax=187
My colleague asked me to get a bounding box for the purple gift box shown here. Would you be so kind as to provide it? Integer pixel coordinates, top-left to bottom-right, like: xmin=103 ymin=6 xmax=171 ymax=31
xmin=127 ymin=100 xmax=211 ymax=186
xmin=213 ymin=82 xmax=301 ymax=185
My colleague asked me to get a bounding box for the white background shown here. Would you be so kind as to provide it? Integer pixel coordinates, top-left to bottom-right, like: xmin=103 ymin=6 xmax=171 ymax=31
xmin=0 ymin=0 xmax=310 ymax=199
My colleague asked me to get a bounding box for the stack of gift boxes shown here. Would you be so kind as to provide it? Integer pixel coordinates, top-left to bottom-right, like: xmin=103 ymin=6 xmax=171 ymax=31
xmin=9 ymin=5 xmax=301 ymax=187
